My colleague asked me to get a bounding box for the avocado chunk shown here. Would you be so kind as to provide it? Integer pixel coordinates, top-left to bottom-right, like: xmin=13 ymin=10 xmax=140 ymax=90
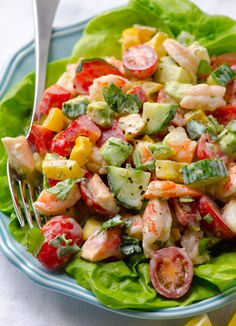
xmin=218 ymin=130 xmax=236 ymax=159
xmin=62 ymin=96 xmax=89 ymax=119
xmin=149 ymin=143 xmax=174 ymax=160
xmin=108 ymin=167 xmax=151 ymax=210
xmin=87 ymin=101 xmax=113 ymax=128
xmin=164 ymin=81 xmax=192 ymax=102
xmin=142 ymin=103 xmax=177 ymax=135
xmin=181 ymin=159 xmax=228 ymax=185
xmin=100 ymin=137 xmax=133 ymax=167
xmin=154 ymin=63 xmax=193 ymax=84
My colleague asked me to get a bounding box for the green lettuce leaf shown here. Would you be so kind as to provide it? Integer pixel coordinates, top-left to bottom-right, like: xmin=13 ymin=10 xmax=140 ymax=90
xmin=1 ymin=0 xmax=236 ymax=310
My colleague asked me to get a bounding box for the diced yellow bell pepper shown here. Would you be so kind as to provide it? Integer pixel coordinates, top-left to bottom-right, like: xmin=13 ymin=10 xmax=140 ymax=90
xmin=33 ymin=153 xmax=43 ymax=173
xmin=42 ymin=159 xmax=83 ymax=180
xmin=142 ymin=135 xmax=154 ymax=143
xmin=42 ymin=107 xmax=66 ymax=132
xmin=134 ymin=24 xmax=156 ymax=43
xmin=184 ymin=313 xmax=212 ymax=326
xmin=146 ymin=32 xmax=169 ymax=58
xmin=70 ymin=136 xmax=93 ymax=167
xmin=82 ymin=218 xmax=102 ymax=240
xmin=155 ymin=160 xmax=185 ymax=183
xmin=185 ymin=109 xmax=208 ymax=124
xmin=121 ymin=27 xmax=141 ymax=51
xmin=228 ymin=311 xmax=236 ymax=326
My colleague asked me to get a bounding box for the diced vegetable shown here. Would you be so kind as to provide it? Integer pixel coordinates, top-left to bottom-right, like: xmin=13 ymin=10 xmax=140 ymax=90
xmin=134 ymin=24 xmax=156 ymax=43
xmin=164 ymin=82 xmax=192 ymax=102
xmin=42 ymin=159 xmax=83 ymax=180
xmin=184 ymin=109 xmax=208 ymax=124
xmin=181 ymin=159 xmax=228 ymax=185
xmin=186 ymin=120 xmax=207 ymax=140
xmin=127 ymin=86 xmax=148 ymax=104
xmin=121 ymin=27 xmax=140 ymax=51
xmin=207 ymin=64 xmax=236 ymax=86
xmin=218 ymin=129 xmax=236 ymax=159
xmin=132 ymin=141 xmax=155 ymax=170
xmin=97 ymin=121 xmax=125 ymax=147
xmin=177 ymin=31 xmax=195 ymax=46
xmin=145 ymin=32 xmax=169 ymax=58
xmin=100 ymin=137 xmax=133 ymax=167
xmin=143 ymin=102 xmax=177 ymax=134
xmin=119 ymin=113 xmax=145 ymax=140
xmin=70 ymin=136 xmax=93 ymax=167
xmin=154 ymin=63 xmax=193 ymax=84
xmin=155 ymin=160 xmax=185 ymax=183
xmin=87 ymin=101 xmax=113 ymax=128
xmin=149 ymin=143 xmax=174 ymax=160
xmin=39 ymin=84 xmax=71 ymax=115
xmin=197 ymin=59 xmax=212 ymax=75
xmin=42 ymin=108 xmax=66 ymax=132
xmin=73 ymin=58 xmax=123 ymax=94
xmin=82 ymin=218 xmax=102 ymax=241
xmin=108 ymin=166 xmax=151 ymax=210
xmin=62 ymin=96 xmax=89 ymax=119
xmin=28 ymin=125 xmax=54 ymax=156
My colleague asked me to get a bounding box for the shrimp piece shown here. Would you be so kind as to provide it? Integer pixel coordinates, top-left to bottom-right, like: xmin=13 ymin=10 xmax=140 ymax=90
xmin=33 ymin=184 xmax=81 ymax=216
xmin=81 ymin=227 xmax=122 ymax=262
xmin=119 ymin=114 xmax=145 ymax=140
xmin=181 ymin=230 xmax=210 ymax=265
xmin=89 ymin=74 xmax=131 ymax=101
xmin=56 ymin=64 xmax=77 ymax=95
xmin=142 ymin=199 xmax=172 ymax=257
xmin=163 ymin=127 xmax=197 ymax=163
xmin=163 ymin=39 xmax=199 ymax=75
xmin=86 ymin=146 xmax=108 ymax=175
xmin=123 ymin=214 xmax=143 ymax=239
xmin=144 ymin=181 xmax=202 ymax=199
xmin=180 ymin=84 xmax=226 ymax=111
xmin=2 ymin=136 xmax=34 ymax=176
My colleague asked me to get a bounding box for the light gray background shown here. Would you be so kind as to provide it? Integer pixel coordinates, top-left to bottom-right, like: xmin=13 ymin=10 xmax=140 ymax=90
xmin=0 ymin=1 xmax=235 ymax=325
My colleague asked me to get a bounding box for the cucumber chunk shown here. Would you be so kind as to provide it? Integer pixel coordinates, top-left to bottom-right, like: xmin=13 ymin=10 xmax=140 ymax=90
xmin=100 ymin=138 xmax=133 ymax=167
xmin=165 ymin=81 xmax=192 ymax=101
xmin=108 ymin=167 xmax=151 ymax=210
xmin=142 ymin=103 xmax=176 ymax=134
xmin=181 ymin=159 xmax=228 ymax=185
xmin=207 ymin=64 xmax=236 ymax=86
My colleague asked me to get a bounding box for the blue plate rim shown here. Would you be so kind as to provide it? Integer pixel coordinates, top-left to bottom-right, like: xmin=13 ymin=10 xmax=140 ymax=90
xmin=0 ymin=17 xmax=235 ymax=320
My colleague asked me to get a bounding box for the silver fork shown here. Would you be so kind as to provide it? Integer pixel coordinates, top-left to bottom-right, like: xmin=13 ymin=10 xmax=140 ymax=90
xmin=6 ymin=0 xmax=60 ymax=228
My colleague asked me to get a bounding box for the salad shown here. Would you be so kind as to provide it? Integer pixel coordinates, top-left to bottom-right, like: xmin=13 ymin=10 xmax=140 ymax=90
xmin=1 ymin=0 xmax=236 ymax=309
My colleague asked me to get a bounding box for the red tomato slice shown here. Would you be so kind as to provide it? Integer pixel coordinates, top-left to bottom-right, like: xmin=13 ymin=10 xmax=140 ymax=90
xmin=150 ymin=247 xmax=193 ymax=299
xmin=73 ymin=59 xmax=123 ymax=94
xmin=196 ymin=133 xmax=223 ymax=160
xmin=128 ymin=86 xmax=148 ymax=104
xmin=211 ymin=53 xmax=236 ymax=69
xmin=122 ymin=44 xmax=158 ymax=79
xmin=37 ymin=216 xmax=83 ymax=269
xmin=28 ymin=125 xmax=54 ymax=155
xmin=198 ymin=196 xmax=234 ymax=239
xmin=212 ymin=105 xmax=236 ymax=125
xmin=172 ymin=199 xmax=198 ymax=226
xmin=97 ymin=121 xmax=125 ymax=147
xmin=51 ymin=115 xmax=101 ymax=156
xmin=39 ymin=84 xmax=71 ymax=115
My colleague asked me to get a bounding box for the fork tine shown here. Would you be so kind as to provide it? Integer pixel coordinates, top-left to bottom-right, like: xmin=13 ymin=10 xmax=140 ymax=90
xmin=6 ymin=163 xmax=25 ymax=227
xmin=17 ymin=180 xmax=34 ymax=229
xmin=26 ymin=183 xmax=42 ymax=228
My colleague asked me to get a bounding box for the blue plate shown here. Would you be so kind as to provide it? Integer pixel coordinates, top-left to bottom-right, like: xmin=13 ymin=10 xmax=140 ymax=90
xmin=0 ymin=18 xmax=235 ymax=320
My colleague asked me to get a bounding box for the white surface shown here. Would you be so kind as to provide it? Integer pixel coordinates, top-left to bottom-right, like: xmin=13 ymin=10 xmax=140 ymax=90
xmin=0 ymin=1 xmax=236 ymax=325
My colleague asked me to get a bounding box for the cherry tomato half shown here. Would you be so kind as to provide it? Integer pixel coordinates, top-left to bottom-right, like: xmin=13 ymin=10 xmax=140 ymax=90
xmin=172 ymin=198 xmax=198 ymax=226
xmin=211 ymin=53 xmax=236 ymax=69
xmin=37 ymin=216 xmax=83 ymax=269
xmin=28 ymin=125 xmax=54 ymax=156
xmin=196 ymin=133 xmax=223 ymax=161
xmin=39 ymin=84 xmax=71 ymax=115
xmin=150 ymin=247 xmax=193 ymax=299
xmin=97 ymin=120 xmax=125 ymax=147
xmin=73 ymin=59 xmax=123 ymax=94
xmin=122 ymin=44 xmax=158 ymax=79
xmin=198 ymin=196 xmax=234 ymax=239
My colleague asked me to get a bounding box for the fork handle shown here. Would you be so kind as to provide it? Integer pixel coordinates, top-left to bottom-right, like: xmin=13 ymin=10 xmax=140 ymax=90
xmin=27 ymin=0 xmax=60 ymax=134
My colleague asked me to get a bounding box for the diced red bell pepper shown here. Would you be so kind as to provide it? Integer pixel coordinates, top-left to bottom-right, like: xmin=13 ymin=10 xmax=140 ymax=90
xmin=128 ymin=86 xmax=148 ymax=104
xmin=39 ymin=84 xmax=71 ymax=115
xmin=28 ymin=125 xmax=54 ymax=155
xmin=97 ymin=121 xmax=125 ymax=147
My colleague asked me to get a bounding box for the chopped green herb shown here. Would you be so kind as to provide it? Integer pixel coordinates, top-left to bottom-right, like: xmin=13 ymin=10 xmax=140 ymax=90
xmin=179 ymin=197 xmax=194 ymax=203
xmin=203 ymin=213 xmax=214 ymax=224
xmin=101 ymin=215 xmax=125 ymax=230
xmin=121 ymin=236 xmax=142 ymax=255
xmin=50 ymin=233 xmax=81 ymax=257
xmin=103 ymin=83 xmax=142 ymax=114
xmin=198 ymin=238 xmax=210 ymax=255
xmin=47 ymin=178 xmax=83 ymax=201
